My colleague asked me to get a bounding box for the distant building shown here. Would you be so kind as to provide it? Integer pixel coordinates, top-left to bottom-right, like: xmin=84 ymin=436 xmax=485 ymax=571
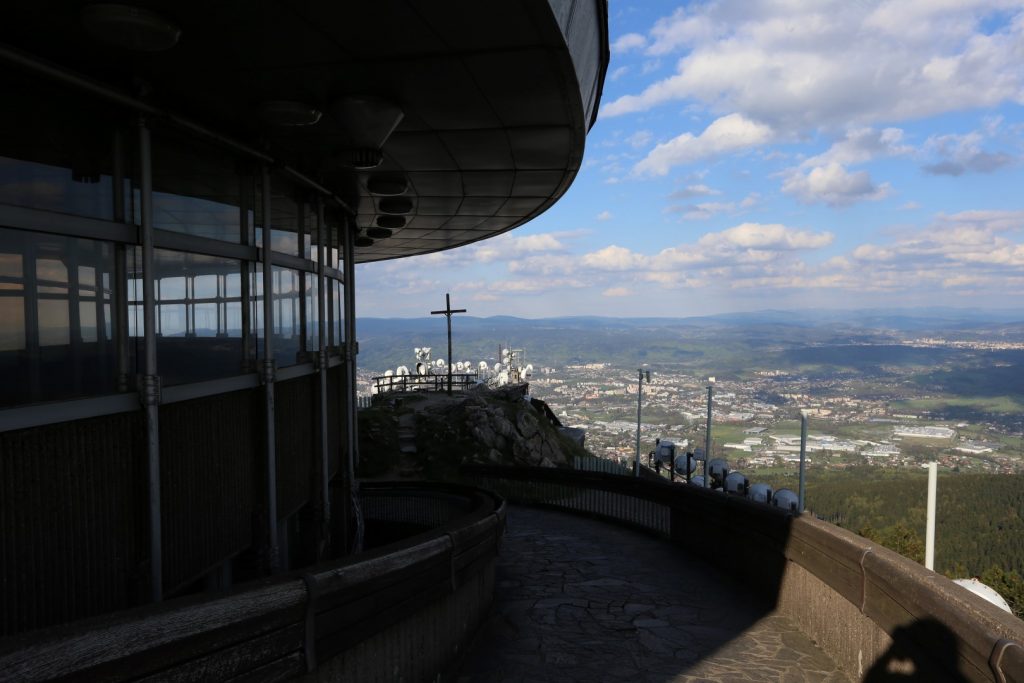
xmin=893 ymin=425 xmax=956 ymax=439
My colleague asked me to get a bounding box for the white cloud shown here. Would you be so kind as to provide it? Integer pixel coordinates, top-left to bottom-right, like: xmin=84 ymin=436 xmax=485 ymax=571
xmin=922 ymin=130 xmax=1014 ymax=175
xmin=739 ymin=192 xmax=761 ymax=209
xmin=602 ymin=287 xmax=633 ymax=297
xmin=626 ymin=130 xmax=653 ymax=148
xmin=600 ymin=2 xmax=1024 ymax=132
xmin=581 ymin=245 xmax=648 ymax=271
xmin=612 ymin=32 xmax=647 ymax=53
xmin=609 ymin=66 xmax=630 ymax=81
xmin=596 ymin=210 xmax=613 ymax=221
xmin=900 ymin=201 xmax=922 ymax=210
xmin=633 ymin=113 xmax=774 ymax=176
xmin=782 ymin=162 xmax=891 ymax=206
xmin=673 ymin=201 xmax=735 ymax=220
xmin=668 ymin=183 xmax=721 ymax=199
xmin=800 ymin=127 xmax=913 ymax=169
xmin=698 ymin=223 xmax=834 ymax=251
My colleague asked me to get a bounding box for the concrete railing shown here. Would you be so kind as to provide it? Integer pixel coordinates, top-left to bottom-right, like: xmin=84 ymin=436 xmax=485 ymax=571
xmin=0 ymin=482 xmax=506 ymax=682
xmin=463 ymin=465 xmax=1024 ymax=682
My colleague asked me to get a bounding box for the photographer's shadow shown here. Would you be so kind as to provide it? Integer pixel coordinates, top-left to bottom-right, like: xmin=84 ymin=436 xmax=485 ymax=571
xmin=864 ymin=618 xmax=969 ymax=682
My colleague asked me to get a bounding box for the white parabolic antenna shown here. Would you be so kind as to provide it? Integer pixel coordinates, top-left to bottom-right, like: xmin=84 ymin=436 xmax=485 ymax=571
xmin=416 ymin=362 xmax=427 ymax=376
xmin=384 ymin=369 xmax=394 ymax=377
xmin=493 ymin=362 xmax=502 ymax=372
xmin=479 ymin=361 xmax=488 ymax=371
xmin=953 ymin=578 xmax=1012 ymax=613
xmin=396 ymin=366 xmax=410 ymax=376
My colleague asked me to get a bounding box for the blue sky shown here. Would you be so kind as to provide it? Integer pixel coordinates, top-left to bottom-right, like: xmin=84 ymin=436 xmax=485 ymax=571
xmin=359 ymin=0 xmax=1024 ymax=318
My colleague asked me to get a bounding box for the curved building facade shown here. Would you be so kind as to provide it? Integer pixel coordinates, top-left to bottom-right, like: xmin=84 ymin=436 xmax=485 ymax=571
xmin=0 ymin=1 xmax=608 ymax=637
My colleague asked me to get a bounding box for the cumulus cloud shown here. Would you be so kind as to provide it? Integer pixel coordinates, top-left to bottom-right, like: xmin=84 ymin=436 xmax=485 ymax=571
xmin=668 ymin=184 xmax=721 ymax=199
xmin=581 ymin=245 xmax=648 ymax=271
xmin=698 ymin=223 xmax=834 ymax=251
xmin=800 ymin=127 xmax=913 ymax=169
xmin=922 ymin=130 xmax=1014 ymax=176
xmin=612 ymin=32 xmax=647 ymax=53
xmin=633 ymin=113 xmax=774 ymax=176
xmin=600 ymin=1 xmax=1024 ymax=132
xmin=596 ymin=210 xmax=613 ymax=221
xmin=782 ymin=162 xmax=891 ymax=206
xmin=602 ymin=287 xmax=632 ymax=297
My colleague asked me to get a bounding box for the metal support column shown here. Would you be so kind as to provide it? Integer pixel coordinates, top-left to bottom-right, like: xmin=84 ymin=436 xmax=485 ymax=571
xmin=341 ymin=216 xmax=363 ymax=552
xmin=634 ymin=369 xmax=643 ymax=477
xmin=139 ymin=117 xmax=162 ymax=602
xmin=704 ymin=383 xmax=713 ymax=488
xmin=112 ymin=129 xmax=131 ymax=392
xmin=261 ymin=166 xmax=279 ymax=572
xmin=799 ymin=412 xmax=808 ymax=512
xmin=316 ymin=200 xmax=330 ymax=554
xmin=925 ymin=461 xmax=937 ymax=570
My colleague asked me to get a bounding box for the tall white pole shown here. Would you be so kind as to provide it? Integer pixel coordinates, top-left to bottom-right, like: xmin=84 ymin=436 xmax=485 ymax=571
xmin=925 ymin=461 xmax=937 ymax=570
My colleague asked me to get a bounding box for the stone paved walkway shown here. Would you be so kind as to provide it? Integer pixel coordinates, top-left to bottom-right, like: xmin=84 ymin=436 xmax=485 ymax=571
xmin=458 ymin=506 xmax=849 ymax=683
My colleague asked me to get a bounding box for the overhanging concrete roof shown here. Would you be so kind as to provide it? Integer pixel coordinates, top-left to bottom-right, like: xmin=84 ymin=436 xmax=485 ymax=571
xmin=2 ymin=1 xmax=609 ymax=263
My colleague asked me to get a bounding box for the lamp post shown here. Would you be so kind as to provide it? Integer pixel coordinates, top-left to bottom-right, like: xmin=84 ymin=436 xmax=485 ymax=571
xmin=704 ymin=377 xmax=714 ymax=488
xmin=634 ymin=368 xmax=651 ymax=477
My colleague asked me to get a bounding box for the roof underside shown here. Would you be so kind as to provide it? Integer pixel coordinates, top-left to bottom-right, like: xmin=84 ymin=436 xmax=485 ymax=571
xmin=2 ymin=0 xmax=608 ymax=263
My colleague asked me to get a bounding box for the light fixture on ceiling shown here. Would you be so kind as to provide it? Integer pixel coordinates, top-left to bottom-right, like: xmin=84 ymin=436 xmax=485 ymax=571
xmin=366 ymin=227 xmax=393 ymax=239
xmin=376 ymin=215 xmax=405 ymax=229
xmin=355 ymin=235 xmax=374 ymax=247
xmin=367 ymin=175 xmax=408 ymax=196
xmin=258 ymin=101 xmax=323 ymax=127
xmin=379 ymin=197 xmax=413 ymax=214
xmin=329 ymin=96 xmax=404 ymax=170
xmin=81 ymin=4 xmax=182 ymax=51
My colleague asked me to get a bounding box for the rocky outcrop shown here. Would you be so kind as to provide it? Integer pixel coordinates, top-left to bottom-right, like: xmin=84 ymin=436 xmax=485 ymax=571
xmin=359 ymin=385 xmax=586 ymax=479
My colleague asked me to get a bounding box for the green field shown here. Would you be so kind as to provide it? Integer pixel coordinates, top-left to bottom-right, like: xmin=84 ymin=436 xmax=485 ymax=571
xmin=893 ymin=396 xmax=1024 ymax=414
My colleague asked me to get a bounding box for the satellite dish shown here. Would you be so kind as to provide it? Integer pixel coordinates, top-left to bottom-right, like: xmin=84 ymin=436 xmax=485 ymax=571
xmin=396 ymin=366 xmax=410 ymax=376
xmin=708 ymin=458 xmax=728 ymax=479
xmin=724 ymin=471 xmax=749 ymax=496
xmin=772 ymin=488 xmax=799 ymax=512
xmin=690 ymin=475 xmax=705 ymax=487
xmin=422 ymin=347 xmax=431 ymax=355
xmin=953 ymin=579 xmax=1013 ymax=613
xmin=414 ymin=347 xmax=421 ymax=354
xmin=749 ymin=483 xmax=773 ymax=504
xmin=525 ymin=364 xmax=534 ymax=373
xmin=479 ymin=361 xmax=488 ymax=371
xmin=435 ymin=358 xmax=445 ymax=368
xmin=416 ymin=362 xmax=427 ymax=376
xmin=692 ymin=447 xmax=705 ymax=462
xmin=494 ymin=362 xmax=502 ymax=372
xmin=384 ymin=369 xmax=394 ymax=377
xmin=674 ymin=454 xmax=696 ymax=475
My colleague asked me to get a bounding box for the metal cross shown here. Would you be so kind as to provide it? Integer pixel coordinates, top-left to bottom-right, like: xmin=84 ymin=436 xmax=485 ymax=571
xmin=430 ymin=292 xmax=467 ymax=395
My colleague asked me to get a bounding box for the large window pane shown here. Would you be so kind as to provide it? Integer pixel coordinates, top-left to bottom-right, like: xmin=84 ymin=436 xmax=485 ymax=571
xmin=140 ymin=250 xmax=246 ymax=386
xmin=273 ymin=266 xmax=301 ymax=366
xmin=0 ymin=227 xmax=118 ymax=407
xmin=0 ymin=78 xmax=116 ymax=220
xmin=150 ymin=131 xmax=248 ymax=243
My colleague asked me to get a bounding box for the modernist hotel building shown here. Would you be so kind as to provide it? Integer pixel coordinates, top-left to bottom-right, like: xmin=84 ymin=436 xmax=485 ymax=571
xmin=0 ymin=0 xmax=607 ymax=641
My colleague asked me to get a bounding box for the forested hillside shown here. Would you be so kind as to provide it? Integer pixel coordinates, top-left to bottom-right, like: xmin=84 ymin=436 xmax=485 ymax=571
xmin=762 ymin=470 xmax=1024 ymax=616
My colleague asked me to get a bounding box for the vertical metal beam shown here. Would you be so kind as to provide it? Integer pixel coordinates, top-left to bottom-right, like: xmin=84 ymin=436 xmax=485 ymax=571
xmin=112 ymin=129 xmax=130 ymax=392
xmin=316 ymin=200 xmax=330 ymax=551
xmin=261 ymin=166 xmax=279 ymax=572
xmin=799 ymin=412 xmax=808 ymax=513
xmin=341 ymin=216 xmax=363 ymax=552
xmin=138 ymin=117 xmax=162 ymax=602
xmin=239 ymin=175 xmax=252 ymax=370
xmin=704 ymin=383 xmax=713 ymax=488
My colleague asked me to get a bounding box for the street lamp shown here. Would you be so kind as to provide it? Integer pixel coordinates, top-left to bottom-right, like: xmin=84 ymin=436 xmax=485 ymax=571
xmin=635 ymin=368 xmax=651 ymax=477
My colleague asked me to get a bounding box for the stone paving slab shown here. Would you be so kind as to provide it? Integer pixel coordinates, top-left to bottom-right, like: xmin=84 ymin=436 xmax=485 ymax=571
xmin=458 ymin=506 xmax=849 ymax=683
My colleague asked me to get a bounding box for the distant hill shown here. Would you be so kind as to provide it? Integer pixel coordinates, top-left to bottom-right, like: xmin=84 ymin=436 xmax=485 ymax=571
xmin=356 ymin=309 xmax=1024 ymax=374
